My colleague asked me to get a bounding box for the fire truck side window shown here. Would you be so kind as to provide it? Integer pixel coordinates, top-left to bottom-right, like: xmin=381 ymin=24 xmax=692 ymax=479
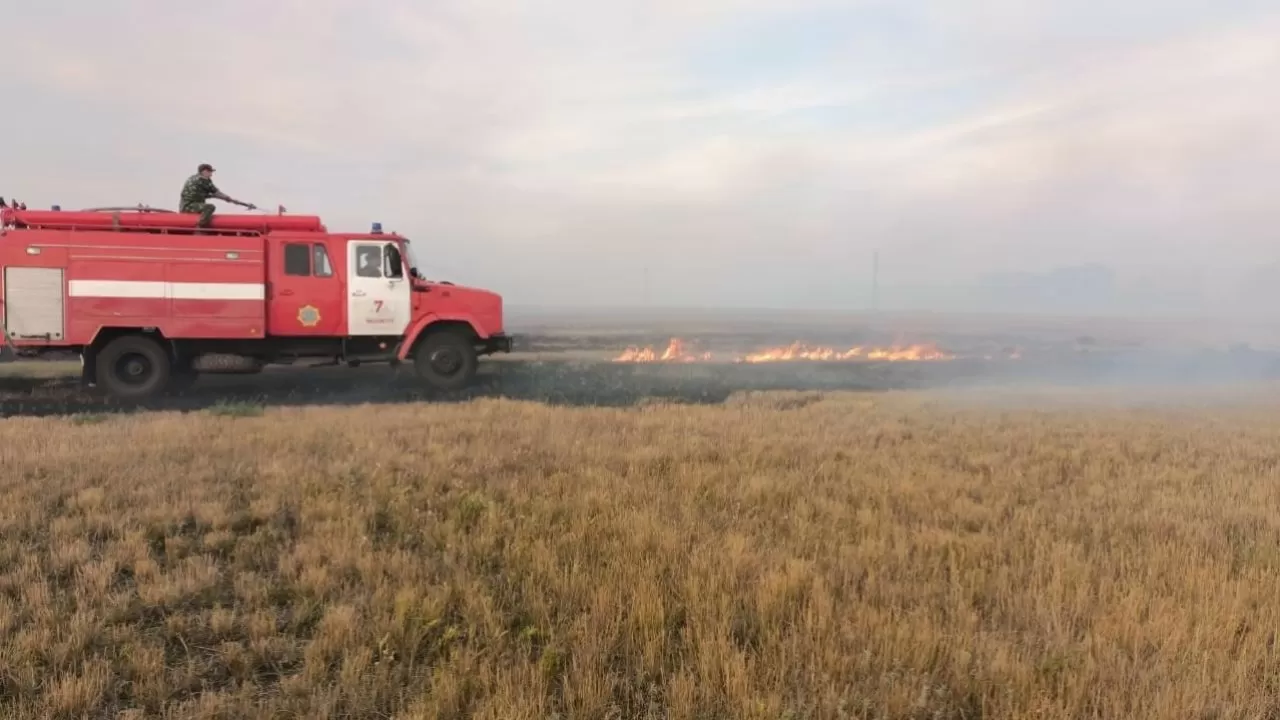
xmin=312 ymin=244 xmax=334 ymax=278
xmin=356 ymin=246 xmax=383 ymax=278
xmin=283 ymin=243 xmax=311 ymax=276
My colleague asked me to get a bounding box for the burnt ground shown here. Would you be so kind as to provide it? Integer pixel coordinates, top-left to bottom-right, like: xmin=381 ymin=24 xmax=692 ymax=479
xmin=0 ymin=358 xmax=984 ymax=418
xmin=2 ymin=331 xmax=1279 ymax=418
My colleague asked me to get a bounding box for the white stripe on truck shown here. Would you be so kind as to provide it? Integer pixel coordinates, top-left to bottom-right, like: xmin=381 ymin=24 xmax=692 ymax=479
xmin=67 ymin=280 xmax=265 ymax=300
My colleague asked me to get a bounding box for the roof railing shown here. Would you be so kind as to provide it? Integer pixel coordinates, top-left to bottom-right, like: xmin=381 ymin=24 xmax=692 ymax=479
xmin=78 ymin=204 xmax=177 ymax=213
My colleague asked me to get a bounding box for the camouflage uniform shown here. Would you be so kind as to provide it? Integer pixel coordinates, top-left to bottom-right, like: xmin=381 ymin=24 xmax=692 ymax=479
xmin=179 ymin=173 xmax=219 ymax=227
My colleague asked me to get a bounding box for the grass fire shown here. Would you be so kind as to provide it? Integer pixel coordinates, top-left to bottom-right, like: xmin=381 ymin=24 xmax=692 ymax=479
xmin=612 ymin=337 xmax=968 ymax=363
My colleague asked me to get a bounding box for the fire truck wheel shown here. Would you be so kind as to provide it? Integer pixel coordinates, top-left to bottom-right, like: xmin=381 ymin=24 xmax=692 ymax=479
xmin=94 ymin=335 xmax=172 ymax=400
xmin=413 ymin=330 xmax=477 ymax=391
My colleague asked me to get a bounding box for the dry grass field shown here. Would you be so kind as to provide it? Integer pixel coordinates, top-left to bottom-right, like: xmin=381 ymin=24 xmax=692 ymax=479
xmin=4 ymin=385 xmax=1280 ymax=718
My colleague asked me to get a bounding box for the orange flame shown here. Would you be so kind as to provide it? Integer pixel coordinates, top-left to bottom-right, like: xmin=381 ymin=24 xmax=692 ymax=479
xmin=613 ymin=338 xmax=712 ymax=363
xmin=739 ymin=342 xmax=954 ymax=363
xmin=612 ymin=338 xmax=970 ymax=363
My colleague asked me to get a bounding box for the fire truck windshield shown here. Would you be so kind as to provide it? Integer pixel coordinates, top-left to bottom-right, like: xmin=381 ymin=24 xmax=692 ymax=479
xmin=403 ymin=239 xmax=423 ymax=278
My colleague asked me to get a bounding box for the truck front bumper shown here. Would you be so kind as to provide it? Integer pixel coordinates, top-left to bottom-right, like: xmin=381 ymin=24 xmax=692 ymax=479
xmin=480 ymin=333 xmax=514 ymax=354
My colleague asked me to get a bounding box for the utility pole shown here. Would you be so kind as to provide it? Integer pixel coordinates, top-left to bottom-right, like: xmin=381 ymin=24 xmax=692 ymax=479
xmin=871 ymin=249 xmax=879 ymax=312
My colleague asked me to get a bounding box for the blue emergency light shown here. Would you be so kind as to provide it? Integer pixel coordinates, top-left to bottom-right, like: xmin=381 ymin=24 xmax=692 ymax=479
xmin=371 ymin=222 xmax=383 ymax=234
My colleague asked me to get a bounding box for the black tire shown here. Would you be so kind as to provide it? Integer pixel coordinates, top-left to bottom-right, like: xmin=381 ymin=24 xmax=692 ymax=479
xmin=413 ymin=330 xmax=477 ymax=391
xmin=94 ymin=335 xmax=172 ymax=401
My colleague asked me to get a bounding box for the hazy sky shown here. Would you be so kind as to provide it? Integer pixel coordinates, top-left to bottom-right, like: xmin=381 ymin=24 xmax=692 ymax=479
xmin=2 ymin=1 xmax=1277 ymax=311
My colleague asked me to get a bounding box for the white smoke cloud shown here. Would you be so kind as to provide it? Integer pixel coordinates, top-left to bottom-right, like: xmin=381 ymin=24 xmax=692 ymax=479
xmin=1 ymin=0 xmax=1276 ymax=312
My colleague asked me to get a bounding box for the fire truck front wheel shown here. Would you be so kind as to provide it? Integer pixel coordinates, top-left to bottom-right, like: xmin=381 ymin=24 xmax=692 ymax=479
xmin=94 ymin=335 xmax=172 ymax=400
xmin=412 ymin=330 xmax=477 ymax=391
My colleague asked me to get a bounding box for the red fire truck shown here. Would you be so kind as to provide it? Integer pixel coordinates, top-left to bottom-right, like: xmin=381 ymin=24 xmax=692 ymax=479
xmin=0 ymin=201 xmax=511 ymax=399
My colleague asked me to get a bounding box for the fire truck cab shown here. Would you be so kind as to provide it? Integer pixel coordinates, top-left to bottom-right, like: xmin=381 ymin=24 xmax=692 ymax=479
xmin=0 ymin=202 xmax=511 ymax=400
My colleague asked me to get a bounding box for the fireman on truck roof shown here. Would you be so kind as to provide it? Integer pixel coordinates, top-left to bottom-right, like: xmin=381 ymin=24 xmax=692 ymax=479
xmin=179 ymin=163 xmax=255 ymax=228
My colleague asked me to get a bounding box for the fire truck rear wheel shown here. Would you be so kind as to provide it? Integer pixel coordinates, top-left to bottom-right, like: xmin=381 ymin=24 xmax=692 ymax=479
xmin=95 ymin=335 xmax=172 ymax=400
xmin=413 ymin=330 xmax=477 ymax=391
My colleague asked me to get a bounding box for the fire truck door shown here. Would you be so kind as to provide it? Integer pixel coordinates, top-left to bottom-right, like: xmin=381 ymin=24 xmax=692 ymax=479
xmin=346 ymin=240 xmax=411 ymax=336
xmin=268 ymin=240 xmax=342 ymax=336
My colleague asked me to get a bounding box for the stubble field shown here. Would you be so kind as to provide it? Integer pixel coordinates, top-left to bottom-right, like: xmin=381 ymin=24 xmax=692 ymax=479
xmin=4 ymin=373 xmax=1280 ymax=718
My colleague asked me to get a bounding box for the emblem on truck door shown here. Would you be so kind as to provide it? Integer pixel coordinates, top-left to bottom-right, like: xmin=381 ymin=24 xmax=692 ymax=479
xmin=297 ymin=305 xmax=321 ymax=327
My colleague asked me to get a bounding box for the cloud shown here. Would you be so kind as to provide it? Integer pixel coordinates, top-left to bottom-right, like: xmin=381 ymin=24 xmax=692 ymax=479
xmin=2 ymin=0 xmax=1277 ymax=311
